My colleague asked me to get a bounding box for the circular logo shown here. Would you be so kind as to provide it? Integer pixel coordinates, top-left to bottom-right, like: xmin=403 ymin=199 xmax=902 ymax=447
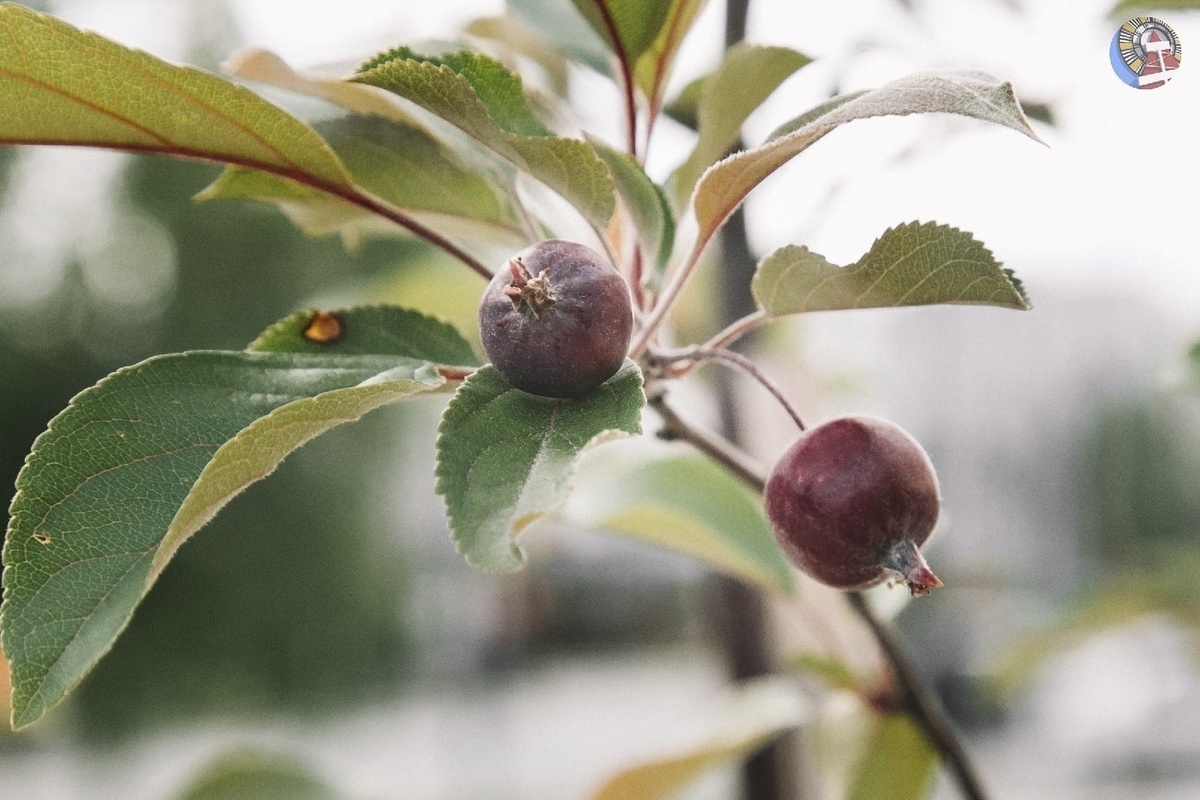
xmin=1110 ymin=17 xmax=1183 ymax=89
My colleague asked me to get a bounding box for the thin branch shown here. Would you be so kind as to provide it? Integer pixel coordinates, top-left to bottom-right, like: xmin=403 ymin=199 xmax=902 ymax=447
xmin=650 ymin=347 xmax=805 ymax=431
xmin=847 ymin=592 xmax=991 ymax=800
xmin=704 ymin=309 xmax=769 ymax=351
xmin=630 ymin=243 xmax=648 ymax=312
xmin=629 ymin=237 xmax=706 ymax=358
xmin=649 ymin=394 xmax=767 ymax=492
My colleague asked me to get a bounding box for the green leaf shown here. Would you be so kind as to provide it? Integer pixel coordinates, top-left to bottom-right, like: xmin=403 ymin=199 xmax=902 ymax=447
xmin=0 ymin=4 xmax=352 ymax=194
xmin=222 ymin=47 xmax=429 ymax=129
xmin=570 ymin=0 xmax=675 ymax=66
xmin=359 ymin=47 xmax=550 ymax=137
xmin=692 ymin=71 xmax=1045 ymax=251
xmin=435 ymin=363 xmax=644 ymax=572
xmin=2 ymin=350 xmax=444 ymax=728
xmin=634 ymin=0 xmax=711 ymax=116
xmin=789 ymin=653 xmax=864 ymax=693
xmin=465 ymin=16 xmax=573 ymax=95
xmin=590 ymin=138 xmax=675 ymax=276
xmin=846 ymin=714 xmax=938 ymax=800
xmin=509 ymin=0 xmax=612 ymax=74
xmin=199 ymin=115 xmax=523 ymax=244
xmin=247 ymin=305 xmax=480 ymax=365
xmin=352 ymin=48 xmax=615 ymax=229
xmin=176 ymin=751 xmax=342 ymax=800
xmin=564 ymin=455 xmax=793 ymax=593
xmin=588 ymin=677 xmax=809 ymax=800
xmin=668 ymin=44 xmax=811 ymax=209
xmin=752 ymin=221 xmax=1030 ymax=316
xmin=1109 ymin=0 xmax=1200 ymax=16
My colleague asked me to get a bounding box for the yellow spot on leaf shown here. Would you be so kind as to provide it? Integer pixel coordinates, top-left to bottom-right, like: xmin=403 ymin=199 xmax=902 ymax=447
xmin=302 ymin=311 xmax=345 ymax=344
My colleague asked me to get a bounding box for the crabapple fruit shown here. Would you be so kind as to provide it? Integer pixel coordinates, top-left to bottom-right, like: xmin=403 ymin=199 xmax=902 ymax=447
xmin=479 ymin=239 xmax=633 ymax=398
xmin=764 ymin=415 xmax=943 ymax=596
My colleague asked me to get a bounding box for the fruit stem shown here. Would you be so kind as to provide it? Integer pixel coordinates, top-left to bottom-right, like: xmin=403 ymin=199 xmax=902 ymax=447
xmin=880 ymin=539 xmax=944 ymax=597
xmin=648 ymin=346 xmax=806 ymax=431
xmin=847 ymin=592 xmax=991 ymax=800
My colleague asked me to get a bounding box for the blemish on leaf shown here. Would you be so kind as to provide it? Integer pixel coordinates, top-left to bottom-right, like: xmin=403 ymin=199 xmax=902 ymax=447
xmin=32 ymin=532 xmax=52 ymax=545
xmin=302 ymin=311 xmax=346 ymax=344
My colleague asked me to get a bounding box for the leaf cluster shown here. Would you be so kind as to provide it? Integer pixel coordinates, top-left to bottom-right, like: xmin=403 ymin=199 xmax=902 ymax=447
xmin=0 ymin=0 xmax=1040 ymax=756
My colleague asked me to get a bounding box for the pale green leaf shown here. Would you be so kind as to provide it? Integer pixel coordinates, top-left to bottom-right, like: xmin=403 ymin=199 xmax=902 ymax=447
xmin=1110 ymin=0 xmax=1200 ymax=15
xmin=846 ymin=715 xmax=938 ymax=800
xmin=199 ymin=115 xmax=522 ymax=243
xmin=176 ymin=751 xmax=341 ymax=800
xmin=509 ymin=0 xmax=612 ymax=74
xmin=752 ymin=221 xmax=1030 ymax=316
xmin=352 ymin=48 xmax=615 ymax=228
xmin=2 ymin=339 xmax=447 ymax=727
xmin=634 ymin=0 xmax=711 ymax=115
xmin=788 ymin=653 xmax=864 ymax=692
xmin=222 ymin=47 xmax=428 ymax=129
xmin=590 ymin=138 xmax=675 ymax=275
xmin=435 ymin=363 xmax=644 ymax=572
xmin=564 ymin=455 xmax=793 ymax=593
xmin=570 ymin=0 xmax=674 ymax=65
xmin=248 ymin=305 xmax=480 ymax=365
xmin=588 ymin=677 xmax=809 ymax=800
xmin=0 ymin=4 xmax=352 ymax=193
xmin=668 ymin=44 xmax=811 ymax=209
xmin=692 ymin=71 xmax=1044 ymax=249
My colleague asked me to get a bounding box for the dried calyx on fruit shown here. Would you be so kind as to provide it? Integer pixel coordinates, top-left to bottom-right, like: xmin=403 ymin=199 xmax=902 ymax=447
xmin=765 ymin=415 xmax=943 ymax=596
xmin=479 ymin=239 xmax=633 ymax=399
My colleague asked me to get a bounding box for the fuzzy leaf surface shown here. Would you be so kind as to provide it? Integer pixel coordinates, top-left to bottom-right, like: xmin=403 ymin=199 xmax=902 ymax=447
xmin=846 ymin=715 xmax=937 ymax=800
xmin=668 ymin=43 xmax=810 ymax=209
xmin=0 ymin=4 xmax=352 ymax=193
xmin=353 ymin=49 xmax=615 ymax=228
xmin=199 ymin=116 xmax=522 ymax=242
xmin=590 ymin=138 xmax=675 ymax=275
xmin=692 ymin=71 xmax=1043 ymax=249
xmin=435 ymin=363 xmax=644 ymax=572
xmin=752 ymin=221 xmax=1030 ymax=315
xmin=570 ymin=0 xmax=674 ymax=65
xmin=565 ymin=455 xmax=793 ymax=593
xmin=2 ymin=313 xmax=451 ymax=727
xmin=589 ymin=677 xmax=809 ymax=800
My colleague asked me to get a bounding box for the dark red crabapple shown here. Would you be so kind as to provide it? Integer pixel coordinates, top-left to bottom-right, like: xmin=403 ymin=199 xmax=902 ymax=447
xmin=764 ymin=415 xmax=943 ymax=596
xmin=479 ymin=239 xmax=633 ymax=398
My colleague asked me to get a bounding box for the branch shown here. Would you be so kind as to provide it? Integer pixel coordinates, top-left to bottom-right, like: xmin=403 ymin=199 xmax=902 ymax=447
xmin=847 ymin=592 xmax=991 ymax=800
xmin=651 ymin=394 xmax=992 ymax=800
xmin=649 ymin=394 xmax=766 ymax=492
xmin=649 ymin=347 xmax=806 ymax=431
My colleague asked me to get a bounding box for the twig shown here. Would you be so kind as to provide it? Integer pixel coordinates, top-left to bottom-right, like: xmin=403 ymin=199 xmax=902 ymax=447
xmin=704 ymin=309 xmax=769 ymax=352
xmin=847 ymin=592 xmax=991 ymax=800
xmin=651 ymin=394 xmax=992 ymax=800
xmin=649 ymin=394 xmax=766 ymax=493
xmin=650 ymin=347 xmax=805 ymax=431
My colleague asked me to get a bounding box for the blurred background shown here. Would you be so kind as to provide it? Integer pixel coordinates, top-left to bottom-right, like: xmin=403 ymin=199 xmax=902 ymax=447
xmin=1 ymin=0 xmax=1199 ymax=798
